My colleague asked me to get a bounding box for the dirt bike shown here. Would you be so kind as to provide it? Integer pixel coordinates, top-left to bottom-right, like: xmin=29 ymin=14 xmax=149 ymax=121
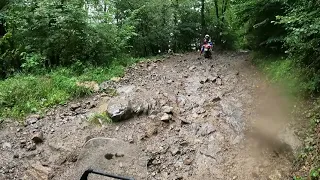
xmin=201 ymin=42 xmax=213 ymax=58
xmin=57 ymin=137 xmax=147 ymax=180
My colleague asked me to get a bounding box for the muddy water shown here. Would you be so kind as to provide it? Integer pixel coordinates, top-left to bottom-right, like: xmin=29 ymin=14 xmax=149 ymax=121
xmin=0 ymin=52 xmax=300 ymax=180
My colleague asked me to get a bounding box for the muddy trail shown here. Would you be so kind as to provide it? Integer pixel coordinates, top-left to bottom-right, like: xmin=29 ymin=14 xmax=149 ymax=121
xmin=0 ymin=52 xmax=302 ymax=180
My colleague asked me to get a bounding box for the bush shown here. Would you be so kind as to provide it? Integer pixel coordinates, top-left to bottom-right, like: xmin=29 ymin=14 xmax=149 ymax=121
xmin=277 ymin=3 xmax=320 ymax=93
xmin=0 ymin=0 xmax=135 ymax=78
xmin=233 ymin=0 xmax=288 ymax=52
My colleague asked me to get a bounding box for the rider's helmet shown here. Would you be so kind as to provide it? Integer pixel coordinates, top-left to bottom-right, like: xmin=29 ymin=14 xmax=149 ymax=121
xmin=204 ymin=34 xmax=210 ymax=44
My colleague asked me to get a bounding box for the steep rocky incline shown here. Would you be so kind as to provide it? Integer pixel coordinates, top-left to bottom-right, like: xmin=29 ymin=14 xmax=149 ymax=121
xmin=0 ymin=52 xmax=301 ymax=180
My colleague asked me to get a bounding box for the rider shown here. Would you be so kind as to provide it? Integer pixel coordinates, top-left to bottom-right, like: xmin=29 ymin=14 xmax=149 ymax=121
xmin=200 ymin=34 xmax=213 ymax=55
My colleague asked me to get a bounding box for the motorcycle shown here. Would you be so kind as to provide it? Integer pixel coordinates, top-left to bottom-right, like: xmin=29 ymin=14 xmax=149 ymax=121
xmin=201 ymin=42 xmax=213 ymax=58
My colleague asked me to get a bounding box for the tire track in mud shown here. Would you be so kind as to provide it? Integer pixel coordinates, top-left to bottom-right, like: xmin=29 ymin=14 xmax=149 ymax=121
xmin=0 ymin=52 xmax=300 ymax=180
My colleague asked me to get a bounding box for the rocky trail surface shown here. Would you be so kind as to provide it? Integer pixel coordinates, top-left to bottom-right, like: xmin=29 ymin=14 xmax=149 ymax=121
xmin=0 ymin=52 xmax=301 ymax=180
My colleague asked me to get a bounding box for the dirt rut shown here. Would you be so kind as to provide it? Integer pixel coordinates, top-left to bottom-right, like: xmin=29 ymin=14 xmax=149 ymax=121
xmin=0 ymin=52 xmax=300 ymax=180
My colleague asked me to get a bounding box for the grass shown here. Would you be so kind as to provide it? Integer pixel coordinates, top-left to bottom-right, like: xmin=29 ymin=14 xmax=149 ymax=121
xmin=88 ymin=112 xmax=112 ymax=125
xmin=253 ymin=54 xmax=312 ymax=98
xmin=0 ymin=57 xmax=145 ymax=121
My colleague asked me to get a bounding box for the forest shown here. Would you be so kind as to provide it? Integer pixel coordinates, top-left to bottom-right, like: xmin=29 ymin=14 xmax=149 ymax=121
xmin=0 ymin=0 xmax=319 ymax=116
xmin=1 ymin=0 xmax=320 ymax=89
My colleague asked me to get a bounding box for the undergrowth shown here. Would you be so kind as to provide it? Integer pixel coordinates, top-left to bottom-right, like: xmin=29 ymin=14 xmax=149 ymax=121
xmin=253 ymin=54 xmax=313 ymax=98
xmin=88 ymin=112 xmax=112 ymax=125
xmin=0 ymin=57 xmax=145 ymax=121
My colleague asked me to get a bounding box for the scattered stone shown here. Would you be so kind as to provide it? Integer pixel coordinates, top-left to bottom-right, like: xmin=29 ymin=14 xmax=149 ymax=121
xmin=167 ymin=80 xmax=173 ymax=84
xmin=160 ymin=114 xmax=172 ymax=122
xmin=107 ymin=97 xmax=132 ymax=122
xmin=268 ymin=170 xmax=282 ymax=180
xmin=131 ymin=100 xmax=149 ymax=115
xmin=162 ymin=106 xmax=174 ymax=114
xmin=212 ymin=96 xmax=221 ymax=102
xmin=20 ymin=140 xmax=27 ymax=148
xmin=13 ymin=154 xmax=19 ymax=158
xmin=208 ymin=75 xmax=217 ymax=82
xmin=70 ymin=103 xmax=81 ymax=111
xmin=192 ymin=113 xmax=199 ymax=118
xmin=262 ymin=160 xmax=270 ymax=167
xmin=216 ymin=78 xmax=222 ymax=85
xmin=180 ymin=118 xmax=192 ymax=125
xmin=111 ymin=77 xmax=121 ymax=82
xmin=26 ymin=114 xmax=40 ymax=125
xmin=183 ymin=158 xmax=193 ymax=165
xmin=17 ymin=128 xmax=22 ymax=132
xmin=146 ymin=124 xmax=158 ymax=137
xmin=33 ymin=124 xmax=39 ymax=129
xmin=24 ymin=162 xmax=52 ymax=180
xmin=306 ymin=112 xmax=312 ymax=118
xmin=87 ymin=101 xmax=96 ymax=109
xmin=66 ymin=152 xmax=78 ymax=163
xmin=160 ymin=99 xmax=167 ymax=106
xmin=149 ymin=115 xmax=157 ymax=120
xmin=196 ymin=108 xmax=206 ymax=114
xmin=148 ymin=66 xmax=155 ymax=71
xmin=189 ymin=66 xmax=196 ymax=71
xmin=175 ymin=176 xmax=184 ymax=180
xmin=232 ymin=176 xmax=238 ymax=180
xmin=128 ymin=136 xmax=134 ymax=144
xmin=200 ymin=77 xmax=209 ymax=84
xmin=198 ymin=123 xmax=216 ymax=136
xmin=31 ymin=132 xmax=44 ymax=144
xmin=2 ymin=142 xmax=12 ymax=150
xmin=27 ymin=143 xmax=37 ymax=151
xmin=115 ymin=126 xmax=120 ymax=131
xmin=170 ymin=146 xmax=180 ymax=155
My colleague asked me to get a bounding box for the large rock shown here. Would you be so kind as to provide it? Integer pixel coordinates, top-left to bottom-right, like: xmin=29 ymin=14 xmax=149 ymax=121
xmin=31 ymin=132 xmax=44 ymax=144
xmin=2 ymin=142 xmax=12 ymax=150
xmin=107 ymin=97 xmax=133 ymax=122
xmin=162 ymin=106 xmax=173 ymax=114
xmin=160 ymin=113 xmax=172 ymax=122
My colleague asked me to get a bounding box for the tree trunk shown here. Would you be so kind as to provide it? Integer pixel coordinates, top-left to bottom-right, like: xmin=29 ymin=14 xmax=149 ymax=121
xmin=201 ymin=0 xmax=205 ymax=36
xmin=221 ymin=0 xmax=229 ymax=22
xmin=214 ymin=0 xmax=219 ymax=20
xmin=0 ymin=23 xmax=5 ymax=37
xmin=173 ymin=0 xmax=178 ymax=52
xmin=104 ymin=2 xmax=107 ymax=12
